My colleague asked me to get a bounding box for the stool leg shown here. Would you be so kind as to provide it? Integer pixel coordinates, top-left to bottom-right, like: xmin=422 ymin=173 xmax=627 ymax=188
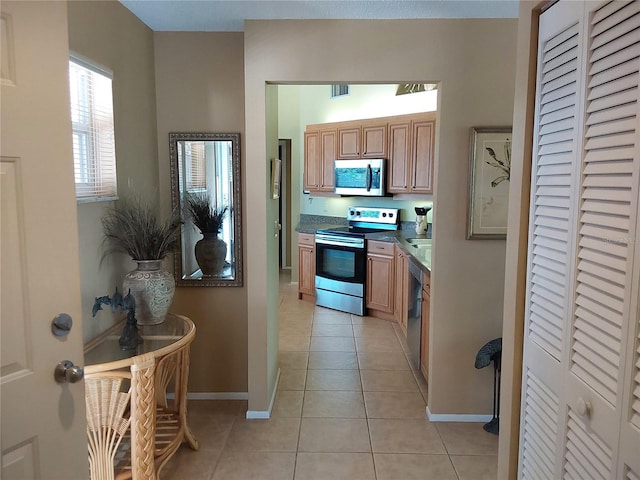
xmin=483 ymin=361 xmax=500 ymax=435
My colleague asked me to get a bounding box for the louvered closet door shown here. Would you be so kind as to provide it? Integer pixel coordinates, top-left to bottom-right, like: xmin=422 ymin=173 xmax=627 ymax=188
xmin=520 ymin=1 xmax=640 ymax=479
xmin=520 ymin=2 xmax=585 ymax=477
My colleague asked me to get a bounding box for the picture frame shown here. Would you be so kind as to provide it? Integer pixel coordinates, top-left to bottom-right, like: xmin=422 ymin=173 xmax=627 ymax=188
xmin=467 ymin=127 xmax=512 ymax=239
xmin=271 ymin=158 xmax=281 ymax=199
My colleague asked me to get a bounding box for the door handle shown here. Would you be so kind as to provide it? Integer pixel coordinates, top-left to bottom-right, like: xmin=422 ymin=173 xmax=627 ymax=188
xmin=54 ymin=360 xmax=84 ymax=384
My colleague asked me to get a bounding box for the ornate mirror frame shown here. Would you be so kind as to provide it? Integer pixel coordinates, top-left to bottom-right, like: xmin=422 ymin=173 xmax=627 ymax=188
xmin=169 ymin=132 xmax=243 ymax=287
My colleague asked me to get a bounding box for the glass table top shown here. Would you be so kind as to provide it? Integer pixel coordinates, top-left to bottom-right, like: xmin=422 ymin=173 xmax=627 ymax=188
xmin=84 ymin=314 xmax=192 ymax=367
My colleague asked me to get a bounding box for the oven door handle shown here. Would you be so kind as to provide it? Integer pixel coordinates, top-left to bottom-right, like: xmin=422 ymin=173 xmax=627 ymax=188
xmin=366 ymin=165 xmax=372 ymax=191
xmin=315 ymin=237 xmax=365 ymax=248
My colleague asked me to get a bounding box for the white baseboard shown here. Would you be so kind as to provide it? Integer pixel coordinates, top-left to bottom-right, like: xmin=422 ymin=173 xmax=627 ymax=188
xmin=426 ymin=406 xmax=493 ymax=423
xmin=166 ymin=392 xmax=249 ymax=401
xmin=246 ymin=368 xmax=281 ymax=420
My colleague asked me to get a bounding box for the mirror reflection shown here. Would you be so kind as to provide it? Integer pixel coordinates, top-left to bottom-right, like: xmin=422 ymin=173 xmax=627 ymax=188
xmin=169 ymin=132 xmax=242 ymax=286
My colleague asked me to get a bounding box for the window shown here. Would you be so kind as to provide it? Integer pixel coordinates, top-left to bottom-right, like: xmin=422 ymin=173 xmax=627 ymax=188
xmin=69 ymin=58 xmax=117 ymax=201
xmin=331 ymin=84 xmax=349 ymax=98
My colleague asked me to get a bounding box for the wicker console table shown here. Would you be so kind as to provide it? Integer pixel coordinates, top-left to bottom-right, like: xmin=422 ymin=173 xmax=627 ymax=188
xmin=84 ymin=314 xmax=198 ymax=480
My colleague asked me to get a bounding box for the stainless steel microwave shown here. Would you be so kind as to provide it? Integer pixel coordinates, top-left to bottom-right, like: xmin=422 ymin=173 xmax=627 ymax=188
xmin=334 ymin=159 xmax=386 ymax=196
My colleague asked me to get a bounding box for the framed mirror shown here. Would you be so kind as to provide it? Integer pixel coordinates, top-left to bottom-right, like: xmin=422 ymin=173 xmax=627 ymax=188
xmin=169 ymin=132 xmax=242 ymax=286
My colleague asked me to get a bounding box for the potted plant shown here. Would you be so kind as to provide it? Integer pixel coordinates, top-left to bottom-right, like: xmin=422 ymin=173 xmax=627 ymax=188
xmin=185 ymin=191 xmax=228 ymax=276
xmin=101 ymin=196 xmax=182 ymax=325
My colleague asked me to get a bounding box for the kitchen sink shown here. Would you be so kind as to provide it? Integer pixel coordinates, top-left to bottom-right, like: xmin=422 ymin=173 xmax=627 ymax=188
xmin=405 ymin=238 xmax=432 ymax=246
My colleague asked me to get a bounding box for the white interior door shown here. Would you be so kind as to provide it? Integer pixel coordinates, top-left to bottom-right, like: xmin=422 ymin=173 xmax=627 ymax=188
xmin=519 ymin=1 xmax=640 ymax=478
xmin=1 ymin=2 xmax=88 ymax=479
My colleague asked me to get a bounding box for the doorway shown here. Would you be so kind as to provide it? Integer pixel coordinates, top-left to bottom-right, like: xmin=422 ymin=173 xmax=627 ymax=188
xmin=278 ymin=138 xmax=292 ymax=270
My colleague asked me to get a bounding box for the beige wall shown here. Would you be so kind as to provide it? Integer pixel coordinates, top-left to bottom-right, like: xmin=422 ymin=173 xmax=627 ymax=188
xmin=244 ymin=19 xmax=517 ymax=413
xmin=154 ymin=32 xmax=248 ymax=393
xmin=67 ymin=1 xmax=160 ymax=342
xmin=68 ymin=8 xmax=519 ymax=413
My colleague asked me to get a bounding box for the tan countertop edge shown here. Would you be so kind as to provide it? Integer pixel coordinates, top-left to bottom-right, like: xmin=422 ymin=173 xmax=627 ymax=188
xmin=394 ymin=236 xmax=432 ymax=275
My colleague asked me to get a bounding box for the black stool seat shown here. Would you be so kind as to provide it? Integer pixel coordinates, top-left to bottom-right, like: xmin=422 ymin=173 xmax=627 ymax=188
xmin=475 ymin=337 xmax=502 ymax=435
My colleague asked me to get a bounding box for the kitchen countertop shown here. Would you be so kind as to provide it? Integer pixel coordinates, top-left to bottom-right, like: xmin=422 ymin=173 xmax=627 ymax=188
xmin=296 ymin=222 xmax=432 ymax=274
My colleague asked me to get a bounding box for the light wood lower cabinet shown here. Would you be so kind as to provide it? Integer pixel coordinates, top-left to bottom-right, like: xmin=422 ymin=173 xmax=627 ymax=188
xmin=366 ymin=240 xmax=395 ymax=314
xmin=298 ymin=233 xmax=315 ymax=300
xmin=394 ymin=245 xmax=409 ymax=336
xmin=420 ymin=273 xmax=431 ymax=383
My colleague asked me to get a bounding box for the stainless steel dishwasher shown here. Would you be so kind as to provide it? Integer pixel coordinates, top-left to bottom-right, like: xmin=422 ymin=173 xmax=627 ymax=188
xmin=406 ymin=258 xmax=422 ymax=369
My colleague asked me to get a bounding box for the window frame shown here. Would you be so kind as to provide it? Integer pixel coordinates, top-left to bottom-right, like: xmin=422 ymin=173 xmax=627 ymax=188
xmin=69 ymin=54 xmax=118 ymax=203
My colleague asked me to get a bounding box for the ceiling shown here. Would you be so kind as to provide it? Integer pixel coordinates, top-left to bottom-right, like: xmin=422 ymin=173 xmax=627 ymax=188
xmin=119 ymin=0 xmax=520 ymax=32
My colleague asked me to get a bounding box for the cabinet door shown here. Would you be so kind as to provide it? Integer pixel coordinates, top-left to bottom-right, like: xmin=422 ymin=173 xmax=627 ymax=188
xmin=411 ymin=120 xmax=435 ymax=193
xmin=387 ymin=121 xmax=411 ymax=193
xmin=394 ymin=246 xmax=408 ymax=335
xmin=338 ymin=127 xmax=361 ymax=159
xmin=320 ymin=129 xmax=337 ymax=191
xmin=362 ymin=124 xmax=387 ymax=158
xmin=298 ymin=233 xmax=315 ymax=298
xmin=366 ymin=253 xmax=394 ymax=313
xmin=420 ymin=284 xmax=430 ymax=382
xmin=304 ymin=130 xmax=320 ymax=190
xmin=298 ymin=244 xmax=315 ymax=297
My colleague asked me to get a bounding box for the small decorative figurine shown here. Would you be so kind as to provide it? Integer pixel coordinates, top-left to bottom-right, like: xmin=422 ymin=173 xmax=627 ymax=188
xmin=92 ymin=286 xmax=143 ymax=351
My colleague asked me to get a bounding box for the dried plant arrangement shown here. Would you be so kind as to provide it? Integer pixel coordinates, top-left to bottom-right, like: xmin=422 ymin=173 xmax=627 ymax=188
xmin=184 ymin=191 xmax=228 ymax=235
xmin=101 ymin=196 xmax=182 ymax=261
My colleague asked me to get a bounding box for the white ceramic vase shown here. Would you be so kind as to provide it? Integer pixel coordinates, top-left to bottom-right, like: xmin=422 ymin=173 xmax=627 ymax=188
xmin=122 ymin=259 xmax=175 ymax=325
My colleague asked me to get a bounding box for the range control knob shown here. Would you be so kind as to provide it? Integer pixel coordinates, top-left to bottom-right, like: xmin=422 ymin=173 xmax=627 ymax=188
xmin=349 ymin=210 xmax=355 ymax=216
xmin=382 ymin=212 xmax=387 ymax=217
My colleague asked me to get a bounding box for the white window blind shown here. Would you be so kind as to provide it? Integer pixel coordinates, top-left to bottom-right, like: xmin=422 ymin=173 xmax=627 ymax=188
xmin=331 ymin=84 xmax=349 ymax=98
xmin=186 ymin=142 xmax=206 ymax=191
xmin=69 ymin=58 xmax=117 ymax=200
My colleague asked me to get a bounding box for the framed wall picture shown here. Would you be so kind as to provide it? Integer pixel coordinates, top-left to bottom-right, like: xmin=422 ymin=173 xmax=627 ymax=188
xmin=271 ymin=158 xmax=281 ymax=199
xmin=467 ymin=127 xmax=512 ymax=239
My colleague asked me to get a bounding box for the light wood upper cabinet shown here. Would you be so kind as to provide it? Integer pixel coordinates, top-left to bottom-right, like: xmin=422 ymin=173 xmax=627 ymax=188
xmin=362 ymin=123 xmax=387 ymax=158
xmin=338 ymin=127 xmax=360 ymax=159
xmin=337 ymin=122 xmax=387 ymax=159
xmin=304 ymin=128 xmax=336 ymax=193
xmin=303 ymin=130 xmax=320 ymax=190
xmin=387 ymin=121 xmax=411 ymax=192
xmin=411 ymin=120 xmax=435 ymax=193
xmin=305 ymin=112 xmax=434 ymax=196
xmin=320 ymin=129 xmax=337 ymax=191
xmin=388 ymin=113 xmax=436 ymax=194
xmin=297 ymin=233 xmax=315 ymax=299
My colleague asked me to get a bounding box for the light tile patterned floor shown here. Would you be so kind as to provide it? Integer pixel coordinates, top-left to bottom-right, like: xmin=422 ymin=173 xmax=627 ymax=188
xmin=162 ymin=272 xmax=498 ymax=479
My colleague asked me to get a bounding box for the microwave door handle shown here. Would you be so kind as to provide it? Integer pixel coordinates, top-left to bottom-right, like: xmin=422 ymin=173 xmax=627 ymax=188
xmin=366 ymin=165 xmax=372 ymax=191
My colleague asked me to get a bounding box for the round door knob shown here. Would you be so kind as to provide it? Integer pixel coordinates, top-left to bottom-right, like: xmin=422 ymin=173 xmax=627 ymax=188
xmin=54 ymin=360 xmax=84 ymax=384
xmin=577 ymin=397 xmax=592 ymax=418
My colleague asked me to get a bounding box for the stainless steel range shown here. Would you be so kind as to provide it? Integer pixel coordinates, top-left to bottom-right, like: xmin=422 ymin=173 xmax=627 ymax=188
xmin=315 ymin=206 xmax=399 ymax=315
